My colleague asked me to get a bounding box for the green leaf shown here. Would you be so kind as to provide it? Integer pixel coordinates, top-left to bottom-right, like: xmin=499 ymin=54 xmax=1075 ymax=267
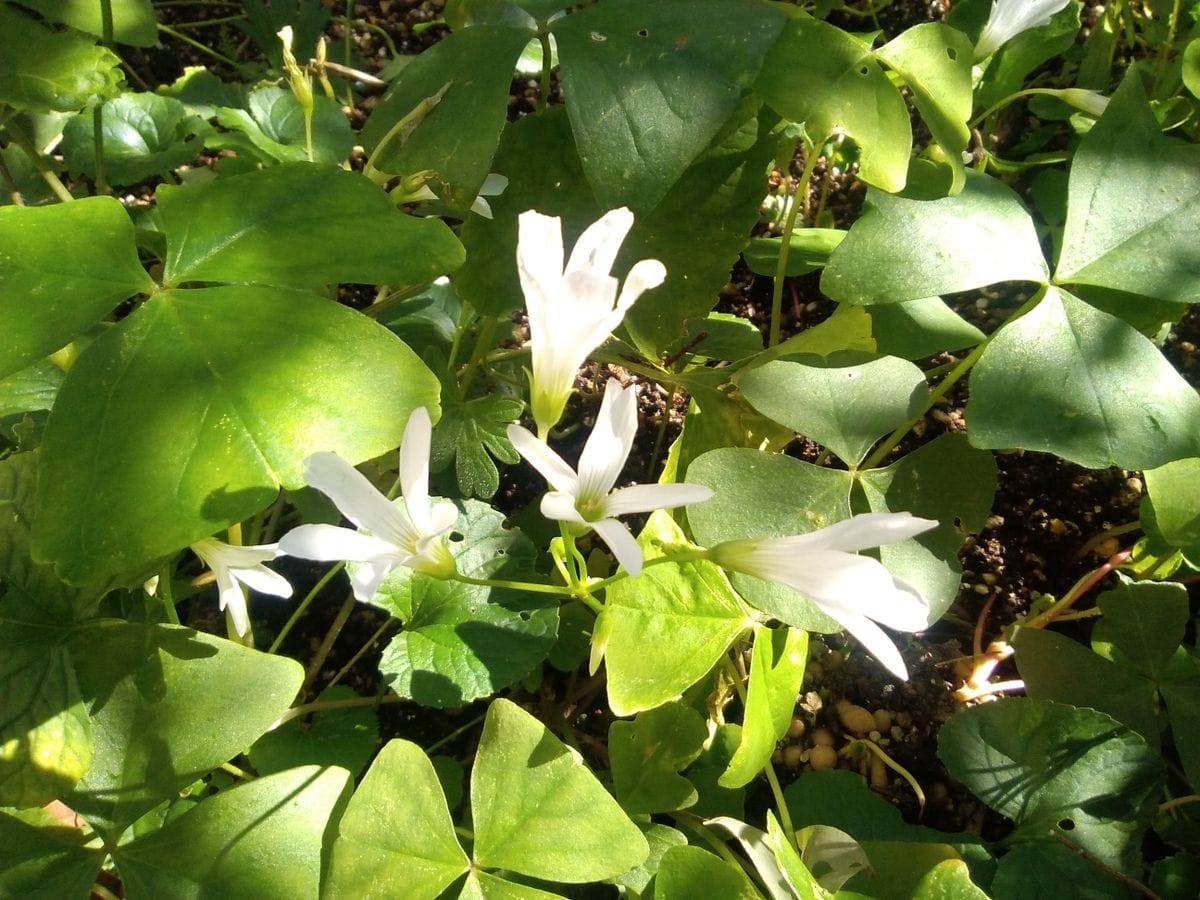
xmin=1161 ymin=650 xmax=1200 ymax=790
xmin=430 ymin=394 xmax=523 ymax=499
xmin=609 ymin=701 xmax=708 ymax=815
xmin=471 ymin=698 xmax=649 ymax=881
xmin=667 ymin=313 xmax=764 ymax=363
xmin=847 ymin=843 xmax=983 ymax=900
xmin=991 ymin=841 xmax=1135 ymax=900
xmin=874 ymin=23 xmax=974 ymax=194
xmin=1056 ymin=73 xmax=1200 ymax=304
xmin=13 ymin=0 xmax=157 ymax=46
xmin=686 ymin=448 xmax=854 ymax=632
xmin=61 ymin=93 xmax=208 ymax=185
xmin=971 ymin=0 xmax=1080 ymax=110
xmin=822 ymin=167 xmax=1048 ymax=305
xmin=326 ymin=739 xmax=469 ymax=896
xmin=1013 ymin=627 xmax=1160 ymax=746
xmin=602 ymin=511 xmax=754 ymax=716
xmin=159 ymin=164 xmax=465 ymax=289
xmin=247 ymin=685 xmax=378 ymax=779
xmin=1184 ymin=39 xmax=1200 ymax=101
xmin=938 ymin=698 xmax=1164 ymax=874
xmin=363 ymin=25 xmax=532 ymax=211
xmin=0 ymin=809 xmax=102 ymax=898
xmin=867 ymin=296 xmax=985 ymax=360
xmin=34 ymin=285 xmax=440 ymax=582
xmin=553 ymin=0 xmax=785 ymax=210
xmin=720 ymin=625 xmax=808 ymax=789
xmin=235 ymin=0 xmax=329 ymax=68
xmin=115 ymin=766 xmax=350 ymax=895
xmin=655 ymin=845 xmax=762 ymax=899
xmin=756 ymin=15 xmax=911 ymax=192
xmin=735 ymin=356 xmax=927 ymax=466
xmin=612 ymin=823 xmax=688 ymax=894
xmin=1152 ymin=852 xmax=1200 ymax=900
xmin=1092 ymin=578 xmax=1189 ymax=680
xmin=1145 ymin=457 xmax=1200 ymax=549
xmin=0 ymin=360 xmax=62 ymax=421
xmin=373 ymin=501 xmax=557 ymax=708
xmin=967 ymin=286 xmax=1200 ymax=470
xmin=685 ymin=723 xmax=746 ymax=820
xmin=64 ymin=622 xmax=303 ymax=836
xmin=0 ymin=196 xmax=154 ymax=379
xmin=618 ymin=100 xmax=781 ymax=355
xmin=213 ymin=87 xmax=354 ymax=165
xmin=743 ymin=228 xmax=846 ymax=277
xmin=0 ymin=5 xmax=123 ymax=113
xmin=859 ymin=433 xmax=997 ymax=623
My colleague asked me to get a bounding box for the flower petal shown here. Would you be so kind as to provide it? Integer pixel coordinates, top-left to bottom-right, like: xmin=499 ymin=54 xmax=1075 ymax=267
xmin=604 ymin=482 xmax=713 ymax=517
xmin=541 ymin=491 xmax=586 ymax=524
xmin=232 ymin=564 xmax=293 ymax=599
xmin=278 ymin=523 xmax=399 ymax=562
xmin=833 ymin=607 xmax=910 ymax=681
xmin=615 ymin=258 xmax=667 ymax=312
xmin=214 ymin=570 xmax=251 ymax=637
xmin=565 ymin=207 xmax=634 ymax=278
xmin=577 ymin=378 xmax=636 ymax=500
xmin=591 ymin=516 xmax=644 ymax=576
xmin=350 ymin=559 xmax=395 ymax=603
xmin=399 ymin=407 xmax=434 ymax=531
xmin=517 ymin=210 xmax=564 ymax=314
xmin=772 ymin=512 xmax=938 ymax=555
xmin=303 ymin=452 xmax=415 ymax=543
xmin=507 ymin=424 xmax=579 ymax=493
xmin=480 ymin=173 xmax=509 ymax=195
xmin=751 ymin=548 xmax=902 ymax=610
xmin=975 ymin=0 xmax=1071 ymax=59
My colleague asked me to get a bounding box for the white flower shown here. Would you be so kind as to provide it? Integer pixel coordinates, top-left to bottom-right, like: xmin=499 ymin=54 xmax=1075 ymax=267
xmin=507 ymin=378 xmax=712 ymax=576
xmin=191 ymin=537 xmax=293 ymax=637
xmin=974 ymin=0 xmax=1072 ymax=61
xmin=710 ymin=512 xmax=939 ymax=680
xmin=518 ymin=207 xmax=666 ymax=437
xmin=278 ymin=408 xmax=458 ymax=602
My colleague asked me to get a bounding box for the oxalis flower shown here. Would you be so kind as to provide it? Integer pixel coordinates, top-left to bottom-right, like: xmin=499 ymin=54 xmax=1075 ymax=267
xmin=518 ymin=207 xmax=666 ymax=437
xmin=507 ymin=378 xmax=713 ymax=576
xmin=278 ymin=408 xmax=458 ymax=602
xmin=709 ymin=512 xmax=939 ymax=680
xmin=974 ymin=0 xmax=1072 ymax=61
xmin=190 ymin=538 xmax=293 ymax=638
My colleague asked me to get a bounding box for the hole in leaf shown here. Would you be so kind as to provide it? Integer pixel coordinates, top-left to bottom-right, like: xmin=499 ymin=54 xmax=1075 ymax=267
xmin=519 ymin=611 xmax=531 ymax=621
xmin=449 ymin=531 xmax=465 ymax=543
xmin=637 ymin=28 xmax=648 ymax=37
xmin=1057 ymin=818 xmax=1075 ymax=831
xmin=858 ymin=65 xmax=869 ymax=76
xmin=947 ymin=47 xmax=957 ymax=61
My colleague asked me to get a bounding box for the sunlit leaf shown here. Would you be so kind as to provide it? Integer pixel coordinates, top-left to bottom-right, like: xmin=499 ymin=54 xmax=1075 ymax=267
xmin=609 ymin=701 xmax=707 ymax=814
xmin=213 ymin=87 xmax=353 ymax=165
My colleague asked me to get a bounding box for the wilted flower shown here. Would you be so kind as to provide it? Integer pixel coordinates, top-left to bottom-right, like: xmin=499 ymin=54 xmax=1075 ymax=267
xmin=191 ymin=537 xmax=293 ymax=637
xmin=278 ymin=408 xmax=458 ymax=601
xmin=507 ymin=378 xmax=712 ymax=576
xmin=710 ymin=512 xmax=939 ymax=680
xmin=518 ymin=207 xmax=666 ymax=437
xmin=974 ymin=0 xmax=1072 ymax=61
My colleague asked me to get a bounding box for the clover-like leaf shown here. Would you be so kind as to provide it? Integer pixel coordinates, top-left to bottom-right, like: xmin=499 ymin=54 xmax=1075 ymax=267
xmin=867 ymin=296 xmax=984 ymax=360
xmin=1057 ymin=72 xmax=1200 ymax=305
xmin=372 ymin=501 xmax=557 ymax=708
xmin=0 ymin=808 xmax=102 ymax=898
xmin=757 ymin=16 xmax=911 ymax=192
xmin=247 ymin=685 xmax=378 ymax=779
xmin=609 ymin=701 xmax=707 ymax=815
xmin=1 ymin=197 xmax=155 ymax=379
xmin=1144 ymin=457 xmax=1200 ymax=551
xmin=967 ymin=286 xmax=1200 ymax=470
xmin=159 ymin=164 xmax=465 ymax=289
xmin=822 ymin=166 xmax=1048 ymax=305
xmin=471 ymin=698 xmax=649 ymax=881
xmin=553 ymin=0 xmax=786 ymax=210
xmin=34 ymin=285 xmax=439 ymax=583
xmin=602 ymin=511 xmax=755 ymax=716
xmin=64 ymin=622 xmax=304 ymax=836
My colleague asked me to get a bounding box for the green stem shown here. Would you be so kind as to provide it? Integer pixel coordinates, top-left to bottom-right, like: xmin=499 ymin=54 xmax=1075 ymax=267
xmin=362 ymin=82 xmax=451 ymax=182
xmin=459 ymin=314 xmax=499 ymax=394
xmin=538 ymin=27 xmax=553 ymax=111
xmin=273 ymin=692 xmax=403 ymax=728
xmin=166 ymin=14 xmax=246 ymax=28
xmin=92 ymin=103 xmax=108 ymax=194
xmin=1151 ymin=0 xmax=1182 ymax=98
xmin=3 ymin=119 xmax=74 ymax=203
xmin=343 ymin=0 xmax=355 ymax=108
xmin=268 ymin=562 xmax=346 ymax=654
xmin=859 ymin=287 xmax=1046 ymax=471
xmin=453 ymin=573 xmax=572 ymax=597
xmin=0 ymin=150 xmax=22 ymax=206
xmin=587 ymin=548 xmax=711 ymax=593
xmin=302 ymin=592 xmax=358 ymax=694
xmin=763 ymin=762 xmax=799 ymax=854
xmin=158 ymin=23 xmax=242 ymax=68
xmin=425 ymin=712 xmax=487 ymax=755
xmin=158 ymin=567 xmax=180 ymax=625
xmin=99 ymin=0 xmax=114 ymax=43
xmin=326 ymin=616 xmax=396 ymax=690
xmin=768 ymin=143 xmax=821 ymax=348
